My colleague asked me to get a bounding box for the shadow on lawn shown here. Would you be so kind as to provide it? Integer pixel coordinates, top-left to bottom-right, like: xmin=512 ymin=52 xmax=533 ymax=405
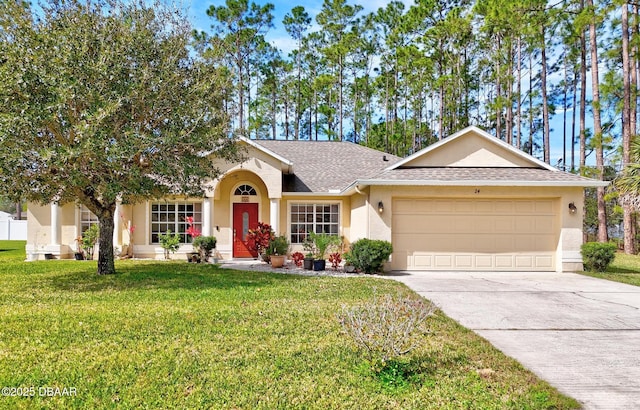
xmin=45 ymin=261 xmax=312 ymax=293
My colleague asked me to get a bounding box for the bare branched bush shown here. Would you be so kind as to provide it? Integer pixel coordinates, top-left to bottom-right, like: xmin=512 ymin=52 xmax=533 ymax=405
xmin=338 ymin=292 xmax=437 ymax=364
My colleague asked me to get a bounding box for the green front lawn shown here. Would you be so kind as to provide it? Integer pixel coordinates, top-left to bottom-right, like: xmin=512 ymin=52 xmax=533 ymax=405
xmin=0 ymin=241 xmax=577 ymax=409
xmin=580 ymin=252 xmax=640 ymax=287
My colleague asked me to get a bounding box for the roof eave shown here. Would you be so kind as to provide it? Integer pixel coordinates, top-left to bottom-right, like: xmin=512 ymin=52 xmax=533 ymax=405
xmin=281 ymin=191 xmax=347 ymax=197
xmin=350 ymin=179 xmax=610 ymax=188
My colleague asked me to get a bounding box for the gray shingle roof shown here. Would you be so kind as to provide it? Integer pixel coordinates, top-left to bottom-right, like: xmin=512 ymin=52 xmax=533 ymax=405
xmin=252 ymin=140 xmax=606 ymax=192
xmin=363 ymin=167 xmax=607 ymax=187
xmin=255 ymin=140 xmax=401 ymax=192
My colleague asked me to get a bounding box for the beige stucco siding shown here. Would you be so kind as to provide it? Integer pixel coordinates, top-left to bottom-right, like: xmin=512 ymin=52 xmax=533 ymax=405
xmin=402 ymin=132 xmax=535 ymax=168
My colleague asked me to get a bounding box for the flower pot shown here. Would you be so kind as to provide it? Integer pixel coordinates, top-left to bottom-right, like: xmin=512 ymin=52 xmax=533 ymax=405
xmin=270 ymin=255 xmax=285 ymax=268
xmin=74 ymin=252 xmax=84 ymax=261
xmin=313 ymin=259 xmax=326 ymax=271
xmin=187 ymin=252 xmax=201 ymax=263
xmin=344 ymin=264 xmax=356 ymax=273
xmin=303 ymin=257 xmax=314 ymax=270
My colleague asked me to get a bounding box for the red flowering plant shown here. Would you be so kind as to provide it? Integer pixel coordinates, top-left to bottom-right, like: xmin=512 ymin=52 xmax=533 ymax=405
xmin=328 ymin=252 xmax=342 ymax=270
xmin=185 ymin=216 xmax=201 ymax=241
xmin=246 ymin=222 xmax=274 ymax=260
xmin=291 ymin=251 xmax=305 ymax=267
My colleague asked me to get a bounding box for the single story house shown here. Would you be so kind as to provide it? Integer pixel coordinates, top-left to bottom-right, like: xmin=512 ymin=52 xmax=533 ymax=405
xmin=26 ymin=126 xmax=607 ymax=271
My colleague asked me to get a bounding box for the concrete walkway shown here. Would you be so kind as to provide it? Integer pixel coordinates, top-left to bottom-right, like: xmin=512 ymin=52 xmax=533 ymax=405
xmin=388 ymin=271 xmax=640 ymax=410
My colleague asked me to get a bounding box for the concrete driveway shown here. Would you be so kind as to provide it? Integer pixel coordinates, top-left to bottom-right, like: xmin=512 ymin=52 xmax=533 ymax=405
xmin=388 ymin=271 xmax=640 ymax=409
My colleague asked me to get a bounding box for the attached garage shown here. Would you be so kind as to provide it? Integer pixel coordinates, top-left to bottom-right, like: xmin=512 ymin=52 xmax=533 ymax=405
xmin=391 ymin=198 xmax=558 ymax=271
xmin=347 ymin=126 xmax=609 ymax=273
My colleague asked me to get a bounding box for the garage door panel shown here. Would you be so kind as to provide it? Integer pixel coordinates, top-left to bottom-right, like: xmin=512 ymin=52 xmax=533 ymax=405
xmin=535 ymin=218 xmax=554 ymax=233
xmin=413 ymin=254 xmax=432 ymax=268
xmin=475 ymin=255 xmax=493 ymax=268
xmin=392 ymin=198 xmax=558 ymax=271
xmin=494 ymin=216 xmax=515 ymax=232
xmin=535 ymin=200 xmax=554 ymax=213
xmin=434 ymin=255 xmax=453 ymax=268
xmin=494 ymin=201 xmax=515 ymax=213
xmin=495 ymin=255 xmax=515 ymax=268
xmin=476 ymin=201 xmax=494 ymax=213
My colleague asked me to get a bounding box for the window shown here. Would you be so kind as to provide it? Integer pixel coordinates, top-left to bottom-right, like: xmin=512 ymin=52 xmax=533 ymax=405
xmin=290 ymin=203 xmax=339 ymax=244
xmin=151 ymin=202 xmax=202 ymax=243
xmin=234 ymin=184 xmax=257 ymax=196
xmin=80 ymin=205 xmax=98 ymax=233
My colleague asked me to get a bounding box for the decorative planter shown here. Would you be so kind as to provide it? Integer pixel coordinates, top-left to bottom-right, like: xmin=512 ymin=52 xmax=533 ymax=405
xmin=313 ymin=259 xmax=326 ymax=271
xmin=303 ymin=257 xmax=314 ymax=270
xmin=74 ymin=252 xmax=84 ymax=261
xmin=44 ymin=253 xmax=55 ymax=260
xmin=270 ymin=255 xmax=285 ymax=268
xmin=344 ymin=264 xmax=356 ymax=273
xmin=187 ymin=252 xmax=201 ymax=263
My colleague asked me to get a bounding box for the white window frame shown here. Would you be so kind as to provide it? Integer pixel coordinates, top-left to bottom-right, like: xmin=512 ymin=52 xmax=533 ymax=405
xmin=289 ymin=201 xmax=341 ymax=244
xmin=150 ymin=201 xmax=202 ymax=244
xmin=79 ymin=205 xmax=98 ymax=234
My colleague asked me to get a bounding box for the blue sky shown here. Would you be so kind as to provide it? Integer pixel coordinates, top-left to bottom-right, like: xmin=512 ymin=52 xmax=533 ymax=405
xmin=184 ymin=0 xmax=593 ymax=167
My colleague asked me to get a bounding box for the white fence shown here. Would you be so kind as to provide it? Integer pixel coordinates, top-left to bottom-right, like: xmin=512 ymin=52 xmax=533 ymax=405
xmin=0 ymin=219 xmax=27 ymax=240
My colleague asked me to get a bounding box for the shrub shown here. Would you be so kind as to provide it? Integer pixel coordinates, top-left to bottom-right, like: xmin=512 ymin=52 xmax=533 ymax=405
xmin=158 ymin=230 xmax=181 ymax=260
xmin=247 ymin=222 xmax=274 ymax=258
xmin=192 ymin=235 xmax=217 ymax=262
xmin=348 ymin=238 xmax=393 ymax=274
xmin=581 ymin=242 xmax=617 ymax=272
xmin=81 ymin=224 xmax=100 ymax=260
xmin=338 ymin=292 xmax=436 ymax=366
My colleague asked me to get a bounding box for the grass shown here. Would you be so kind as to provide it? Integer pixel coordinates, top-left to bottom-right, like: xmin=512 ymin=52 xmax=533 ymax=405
xmin=0 ymin=240 xmax=578 ymax=409
xmin=579 ymin=252 xmax=640 ymax=286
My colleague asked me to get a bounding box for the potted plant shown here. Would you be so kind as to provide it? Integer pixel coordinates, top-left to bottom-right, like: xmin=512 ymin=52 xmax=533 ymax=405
xmin=185 ymin=216 xmax=202 ymax=262
xmin=291 ymin=251 xmax=304 ymax=267
xmin=74 ymin=236 xmax=85 ymax=260
xmin=309 ymin=232 xmax=341 ymax=271
xmin=193 ymin=236 xmax=217 ymax=262
xmin=158 ymin=230 xmax=181 ymax=260
xmin=343 ymin=251 xmax=356 ymax=273
xmin=266 ymin=235 xmax=289 ymax=268
xmin=302 ymin=237 xmax=315 ymax=270
xmin=81 ymin=224 xmax=99 ymax=261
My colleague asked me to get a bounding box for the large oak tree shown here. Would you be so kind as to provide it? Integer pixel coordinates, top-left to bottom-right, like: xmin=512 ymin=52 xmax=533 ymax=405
xmin=0 ymin=0 xmax=240 ymax=274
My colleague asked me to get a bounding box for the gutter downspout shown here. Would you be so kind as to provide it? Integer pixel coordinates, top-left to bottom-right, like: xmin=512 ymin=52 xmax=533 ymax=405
xmin=354 ymin=185 xmax=370 ymax=238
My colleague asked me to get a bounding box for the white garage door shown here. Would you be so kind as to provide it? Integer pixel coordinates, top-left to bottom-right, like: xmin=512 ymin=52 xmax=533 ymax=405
xmin=392 ymin=198 xmax=558 ymax=271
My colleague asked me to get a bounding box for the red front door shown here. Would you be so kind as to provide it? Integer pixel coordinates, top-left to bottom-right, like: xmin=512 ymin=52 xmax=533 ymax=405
xmin=233 ymin=203 xmax=258 ymax=258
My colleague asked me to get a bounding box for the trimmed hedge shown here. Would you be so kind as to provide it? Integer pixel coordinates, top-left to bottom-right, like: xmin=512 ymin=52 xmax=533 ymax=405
xmin=348 ymin=238 xmax=393 ymax=274
xmin=581 ymin=242 xmax=617 ymax=272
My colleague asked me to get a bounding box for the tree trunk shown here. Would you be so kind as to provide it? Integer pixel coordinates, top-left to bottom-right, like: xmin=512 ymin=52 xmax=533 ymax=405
xmin=516 ymin=37 xmax=522 ymax=149
xmin=97 ymin=208 xmax=116 ymax=275
xmin=580 ymin=18 xmax=587 ymax=171
xmin=588 ymin=0 xmax=608 ymax=243
xmin=541 ymin=25 xmax=551 ymax=164
xmin=622 ymin=2 xmax=635 ymax=253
